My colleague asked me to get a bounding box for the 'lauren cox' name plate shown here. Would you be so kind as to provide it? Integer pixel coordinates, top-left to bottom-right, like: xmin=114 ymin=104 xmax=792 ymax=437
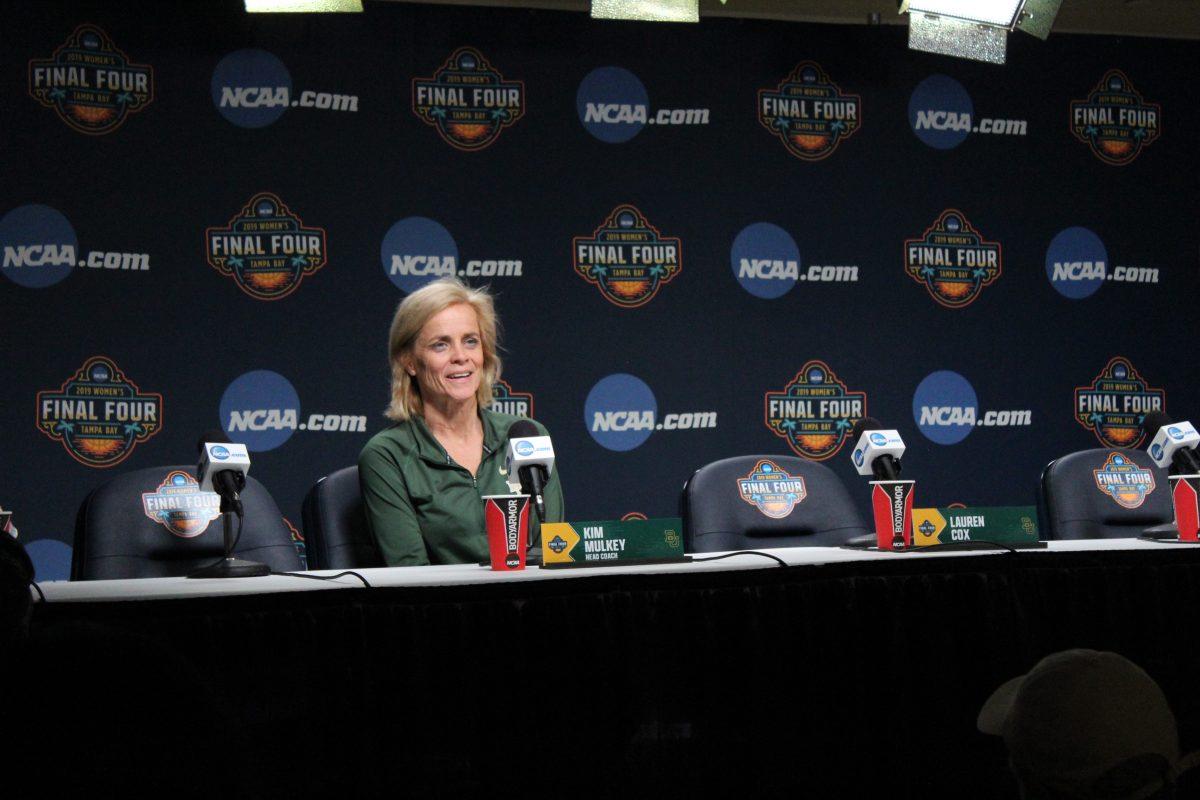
xmin=912 ymin=506 xmax=1039 ymax=547
xmin=541 ymin=517 xmax=686 ymax=567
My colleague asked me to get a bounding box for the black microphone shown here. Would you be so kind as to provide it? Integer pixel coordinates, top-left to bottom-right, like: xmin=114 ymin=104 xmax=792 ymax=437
xmin=850 ymin=416 xmax=903 ymax=481
xmin=190 ymin=430 xmax=268 ymax=579
xmin=1142 ymin=412 xmax=1200 ymax=475
xmin=504 ymin=419 xmax=554 ymax=523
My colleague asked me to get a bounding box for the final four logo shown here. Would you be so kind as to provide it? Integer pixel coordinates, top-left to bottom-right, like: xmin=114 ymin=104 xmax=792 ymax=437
xmin=758 ymin=62 xmax=861 ymax=161
xmin=1075 ymin=357 xmax=1164 ymax=447
xmin=206 ymin=193 xmax=328 ymax=301
xmin=764 ymin=360 xmax=866 ymax=461
xmin=904 ymin=209 xmax=1002 ymax=308
xmin=141 ymin=471 xmax=220 ymax=538
xmin=1092 ymin=452 xmax=1156 ymax=510
xmin=574 ymin=205 xmax=682 ymax=308
xmin=491 ymin=379 xmax=534 ymax=417
xmin=28 ymin=25 xmax=154 ymax=135
xmin=36 ymin=356 xmax=163 ymax=467
xmin=1070 ymin=71 xmax=1160 ymax=166
xmin=737 ymin=460 xmax=807 ymax=519
xmin=412 ymin=48 xmax=525 ymax=151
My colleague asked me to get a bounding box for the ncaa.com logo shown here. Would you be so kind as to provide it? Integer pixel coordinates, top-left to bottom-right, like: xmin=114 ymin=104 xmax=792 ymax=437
xmin=584 ymin=374 xmax=717 ymax=452
xmin=1045 ymin=226 xmax=1160 ymax=300
xmin=212 ymin=49 xmax=359 ymax=129
xmin=730 ymin=222 xmax=859 ymax=299
xmin=909 ymin=75 xmax=1027 ymax=150
xmin=380 ymin=216 xmax=523 ymax=293
xmin=576 ymin=67 xmax=709 ymax=144
xmin=219 ymin=370 xmax=366 ymax=452
xmin=0 ymin=204 xmax=150 ymax=288
xmin=913 ymin=370 xmax=1032 ymax=445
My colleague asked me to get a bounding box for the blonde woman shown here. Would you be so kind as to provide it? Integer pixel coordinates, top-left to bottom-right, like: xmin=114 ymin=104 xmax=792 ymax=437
xmin=358 ymin=278 xmax=563 ymax=566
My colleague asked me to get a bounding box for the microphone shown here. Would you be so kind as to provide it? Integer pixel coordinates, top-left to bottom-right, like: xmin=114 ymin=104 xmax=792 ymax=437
xmin=849 ymin=417 xmax=905 ymax=480
xmin=505 ymin=419 xmax=555 ymax=523
xmin=196 ymin=428 xmax=250 ymax=515
xmin=1142 ymin=412 xmax=1200 ymax=475
xmin=189 ymin=430 xmax=268 ymax=579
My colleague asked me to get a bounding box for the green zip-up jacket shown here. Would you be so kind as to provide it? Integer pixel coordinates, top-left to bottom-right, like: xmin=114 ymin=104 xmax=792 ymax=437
xmin=358 ymin=409 xmax=564 ymax=566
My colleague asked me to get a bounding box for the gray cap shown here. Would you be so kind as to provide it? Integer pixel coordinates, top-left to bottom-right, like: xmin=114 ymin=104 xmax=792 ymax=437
xmin=978 ymin=649 xmax=1180 ymax=799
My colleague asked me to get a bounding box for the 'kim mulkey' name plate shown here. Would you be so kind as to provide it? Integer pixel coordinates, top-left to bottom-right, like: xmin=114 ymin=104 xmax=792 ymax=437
xmin=540 ymin=517 xmax=688 ymax=568
xmin=911 ymin=506 xmax=1040 ymax=547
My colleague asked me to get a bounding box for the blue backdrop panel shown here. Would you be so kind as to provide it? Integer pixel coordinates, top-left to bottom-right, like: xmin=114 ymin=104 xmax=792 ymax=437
xmin=2 ymin=0 xmax=1198 ymax=576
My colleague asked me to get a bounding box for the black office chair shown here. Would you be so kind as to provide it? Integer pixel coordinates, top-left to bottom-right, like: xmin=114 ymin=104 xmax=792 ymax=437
xmin=301 ymin=466 xmax=384 ymax=570
xmin=72 ymin=465 xmax=303 ymax=580
xmin=1038 ymin=448 xmax=1174 ymax=539
xmin=682 ymin=455 xmax=869 ymax=552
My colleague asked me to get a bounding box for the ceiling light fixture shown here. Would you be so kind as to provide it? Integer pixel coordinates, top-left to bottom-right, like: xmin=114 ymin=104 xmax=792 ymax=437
xmin=899 ymin=0 xmax=1062 ymax=64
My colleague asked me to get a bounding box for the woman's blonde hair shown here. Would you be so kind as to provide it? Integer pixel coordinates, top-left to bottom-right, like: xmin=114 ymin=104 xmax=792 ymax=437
xmin=385 ymin=278 xmax=501 ymax=421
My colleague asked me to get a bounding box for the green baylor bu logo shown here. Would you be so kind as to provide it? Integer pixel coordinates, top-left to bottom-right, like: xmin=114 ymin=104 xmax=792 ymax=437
xmin=573 ymin=205 xmax=682 ymax=308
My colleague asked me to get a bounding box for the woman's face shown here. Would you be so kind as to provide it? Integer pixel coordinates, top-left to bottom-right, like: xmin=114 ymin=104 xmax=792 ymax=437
xmin=404 ymin=302 xmax=484 ymax=410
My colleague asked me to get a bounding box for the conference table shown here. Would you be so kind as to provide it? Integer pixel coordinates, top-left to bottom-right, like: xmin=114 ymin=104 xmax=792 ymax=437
xmin=21 ymin=539 xmax=1200 ymax=798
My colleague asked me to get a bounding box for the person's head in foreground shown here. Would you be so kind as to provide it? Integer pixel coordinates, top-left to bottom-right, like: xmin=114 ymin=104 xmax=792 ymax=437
xmin=978 ymin=649 xmax=1199 ymax=799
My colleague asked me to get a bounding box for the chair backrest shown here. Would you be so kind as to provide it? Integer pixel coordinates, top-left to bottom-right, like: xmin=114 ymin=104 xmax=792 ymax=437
xmin=72 ymin=465 xmax=303 ymax=580
xmin=1039 ymin=448 xmax=1174 ymax=539
xmin=682 ymin=455 xmax=869 ymax=552
xmin=301 ymin=466 xmax=383 ymax=570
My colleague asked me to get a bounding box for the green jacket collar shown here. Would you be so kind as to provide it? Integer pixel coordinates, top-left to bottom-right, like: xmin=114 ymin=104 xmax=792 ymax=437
xmin=411 ymin=408 xmax=503 ymax=466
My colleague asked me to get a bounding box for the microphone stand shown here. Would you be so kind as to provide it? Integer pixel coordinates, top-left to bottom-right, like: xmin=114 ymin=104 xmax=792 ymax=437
xmin=188 ymin=476 xmax=270 ymax=579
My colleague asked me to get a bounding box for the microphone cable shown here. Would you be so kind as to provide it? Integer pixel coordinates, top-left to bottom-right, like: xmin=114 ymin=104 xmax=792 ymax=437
xmin=270 ymin=569 xmax=372 ymax=588
xmin=690 ymin=550 xmax=789 ymax=568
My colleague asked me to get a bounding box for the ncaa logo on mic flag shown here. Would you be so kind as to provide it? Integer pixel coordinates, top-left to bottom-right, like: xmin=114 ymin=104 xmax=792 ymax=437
xmin=206 ymin=193 xmax=327 ymax=300
xmin=1075 ymin=357 xmax=1164 ymax=447
xmin=764 ymin=361 xmax=866 ymax=461
xmin=141 ymin=471 xmax=220 ymax=538
xmin=758 ymin=62 xmax=861 ymax=161
xmin=412 ymin=47 xmax=525 ymax=151
xmin=36 ymin=356 xmax=163 ymax=467
xmin=737 ymin=460 xmax=807 ymax=519
xmin=1092 ymin=452 xmax=1156 ymax=510
xmin=1070 ymin=70 xmax=1160 ymax=165
xmin=28 ymin=25 xmax=154 ymax=135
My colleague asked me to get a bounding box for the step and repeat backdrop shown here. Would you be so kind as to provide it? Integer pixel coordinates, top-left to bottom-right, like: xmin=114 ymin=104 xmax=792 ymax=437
xmin=2 ymin=0 xmax=1197 ymax=577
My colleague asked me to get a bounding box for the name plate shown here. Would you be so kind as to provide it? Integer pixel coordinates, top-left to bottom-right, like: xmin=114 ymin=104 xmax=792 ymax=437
xmin=541 ymin=517 xmax=685 ymax=566
xmin=911 ymin=506 xmax=1039 ymax=546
